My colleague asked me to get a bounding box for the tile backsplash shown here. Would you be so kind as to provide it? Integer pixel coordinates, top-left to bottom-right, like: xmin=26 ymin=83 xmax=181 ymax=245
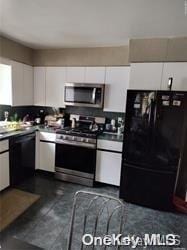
xmin=0 ymin=105 xmax=125 ymax=124
xmin=0 ymin=105 xmax=58 ymax=121
xmin=65 ymin=106 xmax=125 ymax=123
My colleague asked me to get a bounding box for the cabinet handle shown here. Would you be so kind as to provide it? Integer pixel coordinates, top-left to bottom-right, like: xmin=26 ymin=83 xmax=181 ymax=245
xmin=168 ymin=77 xmax=173 ymax=91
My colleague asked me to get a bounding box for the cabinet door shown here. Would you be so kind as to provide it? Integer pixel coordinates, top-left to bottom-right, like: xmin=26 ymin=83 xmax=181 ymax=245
xmin=66 ymin=67 xmax=85 ymax=82
xmin=161 ymin=63 xmax=187 ymax=91
xmin=0 ymin=152 xmax=10 ymax=191
xmin=104 ymin=67 xmax=130 ymax=112
xmin=23 ymin=64 xmax=34 ymax=105
xmin=0 ymin=64 xmax=12 ymax=105
xmin=34 ymin=67 xmax=46 ymax=106
xmin=39 ymin=142 xmax=55 ymax=172
xmin=96 ymin=150 xmax=122 ymax=186
xmin=85 ymin=67 xmax=106 ymax=83
xmin=129 ymin=63 xmax=163 ymax=90
xmin=46 ymin=67 xmax=66 ymax=107
xmin=11 ymin=61 xmax=24 ymax=106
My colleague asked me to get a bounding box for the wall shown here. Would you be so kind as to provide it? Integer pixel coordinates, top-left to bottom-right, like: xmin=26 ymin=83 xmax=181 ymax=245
xmin=129 ymin=37 xmax=187 ymax=62
xmin=0 ymin=36 xmax=33 ymax=65
xmin=2 ymin=35 xmax=187 ymax=66
xmin=1 ymin=35 xmax=187 ymax=66
xmin=33 ymin=46 xmax=129 ymax=66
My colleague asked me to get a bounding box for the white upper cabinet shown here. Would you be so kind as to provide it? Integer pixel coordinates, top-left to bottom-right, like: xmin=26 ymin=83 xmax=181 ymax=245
xmin=34 ymin=67 xmax=46 ymax=106
xmin=129 ymin=63 xmax=163 ymax=90
xmin=0 ymin=64 xmax=12 ymax=105
xmin=11 ymin=61 xmax=24 ymax=106
xmin=161 ymin=63 xmax=187 ymax=91
xmin=104 ymin=67 xmax=130 ymax=112
xmin=85 ymin=67 xmax=106 ymax=83
xmin=23 ymin=64 xmax=33 ymax=105
xmin=66 ymin=67 xmax=85 ymax=82
xmin=46 ymin=67 xmax=66 ymax=107
xmin=11 ymin=61 xmax=33 ymax=106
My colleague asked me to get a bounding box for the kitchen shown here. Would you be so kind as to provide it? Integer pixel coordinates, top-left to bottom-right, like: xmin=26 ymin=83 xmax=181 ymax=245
xmin=0 ymin=0 xmax=187 ymax=249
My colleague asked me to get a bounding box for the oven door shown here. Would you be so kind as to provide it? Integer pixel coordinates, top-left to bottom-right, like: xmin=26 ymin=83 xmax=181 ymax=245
xmin=55 ymin=141 xmax=96 ymax=176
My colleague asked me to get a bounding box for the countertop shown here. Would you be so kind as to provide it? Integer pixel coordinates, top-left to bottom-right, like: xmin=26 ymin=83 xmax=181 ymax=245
xmin=0 ymin=127 xmax=37 ymax=141
xmin=0 ymin=126 xmax=58 ymax=141
xmin=0 ymin=126 xmax=123 ymax=142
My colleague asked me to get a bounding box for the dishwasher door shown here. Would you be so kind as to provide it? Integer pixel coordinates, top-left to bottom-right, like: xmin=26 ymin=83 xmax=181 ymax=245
xmin=9 ymin=132 xmax=36 ymax=186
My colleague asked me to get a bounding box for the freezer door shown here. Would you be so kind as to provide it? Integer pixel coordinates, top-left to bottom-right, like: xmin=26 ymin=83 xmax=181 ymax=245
xmin=120 ymin=163 xmax=176 ymax=210
xmin=123 ymin=90 xmax=156 ymax=167
xmin=151 ymin=91 xmax=187 ymax=172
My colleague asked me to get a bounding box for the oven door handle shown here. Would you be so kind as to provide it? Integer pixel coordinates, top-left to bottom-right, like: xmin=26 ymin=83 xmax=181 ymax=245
xmin=56 ymin=139 xmax=96 ymax=149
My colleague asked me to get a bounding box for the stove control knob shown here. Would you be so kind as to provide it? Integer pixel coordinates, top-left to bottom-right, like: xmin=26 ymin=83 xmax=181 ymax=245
xmin=63 ymin=135 xmax=66 ymax=140
xmin=81 ymin=138 xmax=84 ymax=142
xmin=72 ymin=136 xmax=75 ymax=141
xmin=86 ymin=138 xmax=89 ymax=143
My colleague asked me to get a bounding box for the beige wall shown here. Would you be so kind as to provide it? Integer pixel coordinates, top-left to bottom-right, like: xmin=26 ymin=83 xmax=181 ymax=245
xmin=0 ymin=36 xmax=33 ymax=65
xmin=1 ymin=35 xmax=187 ymax=66
xmin=33 ymin=46 xmax=129 ymax=66
xmin=129 ymin=37 xmax=187 ymax=62
xmin=129 ymin=38 xmax=168 ymax=62
xmin=166 ymin=37 xmax=187 ymax=62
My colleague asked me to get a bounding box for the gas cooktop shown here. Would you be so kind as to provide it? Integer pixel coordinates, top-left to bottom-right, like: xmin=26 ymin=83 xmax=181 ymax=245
xmin=56 ymin=127 xmax=102 ymax=138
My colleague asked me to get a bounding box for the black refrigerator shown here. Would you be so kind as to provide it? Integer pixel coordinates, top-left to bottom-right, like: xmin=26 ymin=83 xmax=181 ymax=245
xmin=120 ymin=90 xmax=187 ymax=210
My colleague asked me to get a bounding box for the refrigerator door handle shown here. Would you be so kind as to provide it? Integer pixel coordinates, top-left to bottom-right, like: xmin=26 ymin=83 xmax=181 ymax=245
xmin=168 ymin=77 xmax=173 ymax=91
xmin=148 ymin=99 xmax=155 ymax=127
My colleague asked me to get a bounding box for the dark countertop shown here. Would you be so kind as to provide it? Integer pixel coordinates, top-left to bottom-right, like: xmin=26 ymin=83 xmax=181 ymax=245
xmin=0 ymin=126 xmax=57 ymax=141
xmin=98 ymin=132 xmax=123 ymax=142
xmin=38 ymin=126 xmax=59 ymax=134
xmin=0 ymin=126 xmax=123 ymax=142
xmin=0 ymin=127 xmax=37 ymax=141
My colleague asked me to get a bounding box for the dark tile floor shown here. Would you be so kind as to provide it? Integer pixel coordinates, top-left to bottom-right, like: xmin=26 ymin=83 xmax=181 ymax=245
xmin=1 ymin=173 xmax=187 ymax=250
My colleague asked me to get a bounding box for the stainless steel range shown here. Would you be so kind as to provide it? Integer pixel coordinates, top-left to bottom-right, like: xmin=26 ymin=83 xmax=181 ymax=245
xmin=55 ymin=116 xmax=105 ymax=186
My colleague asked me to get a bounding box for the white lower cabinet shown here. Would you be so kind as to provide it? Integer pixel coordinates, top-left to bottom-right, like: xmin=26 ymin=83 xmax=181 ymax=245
xmin=96 ymin=139 xmax=122 ymax=186
xmin=0 ymin=140 xmax=10 ymax=191
xmin=96 ymin=150 xmax=122 ymax=186
xmin=39 ymin=142 xmax=55 ymax=172
xmin=0 ymin=152 xmax=10 ymax=191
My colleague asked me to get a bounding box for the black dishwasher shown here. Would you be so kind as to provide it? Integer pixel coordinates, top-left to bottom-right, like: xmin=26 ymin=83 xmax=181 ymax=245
xmin=9 ymin=132 xmax=36 ymax=186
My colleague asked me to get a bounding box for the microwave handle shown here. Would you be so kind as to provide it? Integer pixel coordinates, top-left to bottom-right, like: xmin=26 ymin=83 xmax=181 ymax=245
xmin=92 ymin=88 xmax=96 ymax=104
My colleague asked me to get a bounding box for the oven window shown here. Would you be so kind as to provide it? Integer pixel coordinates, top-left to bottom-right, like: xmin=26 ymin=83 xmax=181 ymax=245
xmin=65 ymin=86 xmax=95 ymax=104
xmin=55 ymin=144 xmax=96 ymax=174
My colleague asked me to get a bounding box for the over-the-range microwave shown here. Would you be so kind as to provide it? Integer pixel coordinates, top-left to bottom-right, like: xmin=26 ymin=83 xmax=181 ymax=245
xmin=64 ymin=83 xmax=105 ymax=108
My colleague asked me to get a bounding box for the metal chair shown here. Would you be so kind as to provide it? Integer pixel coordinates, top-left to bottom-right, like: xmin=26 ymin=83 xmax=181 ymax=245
xmin=67 ymin=190 xmax=126 ymax=250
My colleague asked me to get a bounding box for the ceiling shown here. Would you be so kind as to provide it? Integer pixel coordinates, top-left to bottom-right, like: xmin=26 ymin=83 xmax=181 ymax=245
xmin=0 ymin=0 xmax=187 ymax=49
